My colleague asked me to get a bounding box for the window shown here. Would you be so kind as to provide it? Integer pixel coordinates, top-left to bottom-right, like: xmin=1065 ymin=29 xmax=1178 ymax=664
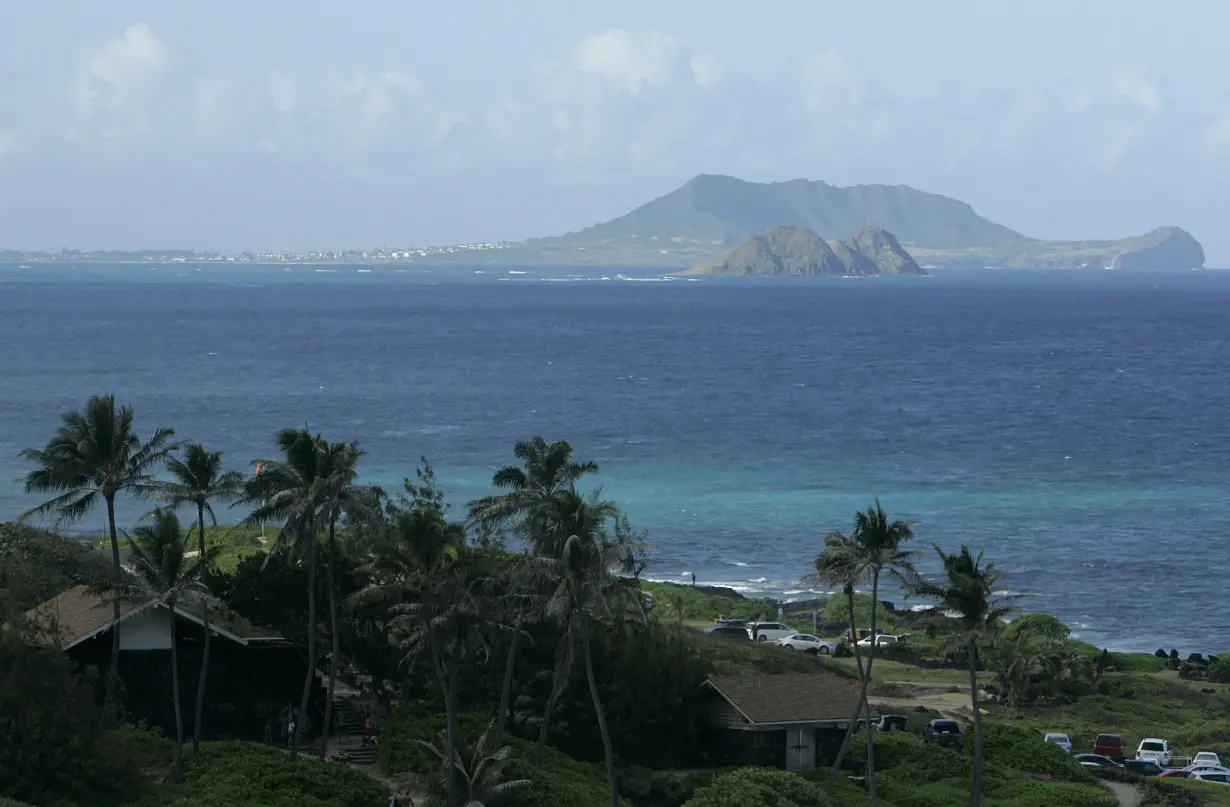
xmin=1140 ymin=742 xmax=1164 ymax=752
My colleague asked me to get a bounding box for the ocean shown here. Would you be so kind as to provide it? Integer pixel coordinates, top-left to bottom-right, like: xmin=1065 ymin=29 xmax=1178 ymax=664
xmin=2 ymin=263 xmax=1228 ymax=654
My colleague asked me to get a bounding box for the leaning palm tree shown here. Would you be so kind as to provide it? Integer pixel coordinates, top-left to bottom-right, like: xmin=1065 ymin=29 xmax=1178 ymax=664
xmin=314 ymin=438 xmax=381 ymax=760
xmin=159 ymin=443 xmax=244 ymax=753
xmin=816 ymin=500 xmax=916 ymax=806
xmin=349 ymin=504 xmax=485 ymax=807
xmin=95 ymin=509 xmax=215 ymax=781
xmin=909 ymin=545 xmax=1014 ymax=807
xmin=535 ymin=488 xmax=623 ymax=807
xmin=19 ymin=394 xmax=176 ymax=709
xmin=240 ymin=427 xmax=327 ymax=759
xmin=805 ymin=529 xmax=871 ymax=795
xmin=468 ymin=437 xmax=599 ymax=750
xmin=414 ymin=718 xmax=533 ymax=807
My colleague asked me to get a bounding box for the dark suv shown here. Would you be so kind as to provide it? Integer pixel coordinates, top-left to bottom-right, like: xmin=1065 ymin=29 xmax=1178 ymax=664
xmin=709 ymin=625 xmax=750 ymax=641
xmin=922 ymin=719 xmax=964 ymax=749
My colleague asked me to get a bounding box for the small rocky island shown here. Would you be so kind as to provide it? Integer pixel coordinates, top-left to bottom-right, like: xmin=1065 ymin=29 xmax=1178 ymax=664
xmin=677 ymin=224 xmax=927 ymax=277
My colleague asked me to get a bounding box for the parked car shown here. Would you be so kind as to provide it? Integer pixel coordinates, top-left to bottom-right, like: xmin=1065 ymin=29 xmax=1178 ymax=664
xmin=778 ymin=634 xmax=838 ymax=655
xmin=1186 ymin=766 xmax=1230 ymax=776
xmin=1190 ymin=772 xmax=1230 ymax=785
xmin=709 ymin=625 xmax=751 ymax=641
xmin=1093 ymin=733 xmax=1125 ymax=761
xmin=1193 ymin=752 xmax=1224 ymax=769
xmin=715 ymin=618 xmax=746 ymax=628
xmin=746 ymin=622 xmax=795 ymax=643
xmin=1043 ymin=732 xmax=1073 ymax=753
xmin=1075 ymin=754 xmax=1124 ymax=771
xmin=875 ymin=714 xmax=909 ymax=732
xmin=856 ymin=634 xmax=900 ymax=648
xmin=1136 ymin=738 xmax=1174 ymax=767
xmin=1123 ymin=759 xmax=1167 ymax=777
xmin=922 ymin=719 xmax=964 ymax=749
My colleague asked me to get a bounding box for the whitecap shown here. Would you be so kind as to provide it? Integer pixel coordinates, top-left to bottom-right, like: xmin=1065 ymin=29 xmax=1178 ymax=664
xmin=725 ymin=561 xmax=754 ymax=568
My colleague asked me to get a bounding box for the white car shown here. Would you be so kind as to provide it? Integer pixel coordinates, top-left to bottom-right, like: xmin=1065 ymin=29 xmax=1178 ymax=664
xmin=1136 ymin=738 xmax=1174 ymax=767
xmin=1193 ymin=752 xmax=1224 ymax=769
xmin=1043 ymin=733 xmax=1073 ymax=753
xmin=856 ymin=634 xmax=900 ymax=648
xmin=746 ymin=622 xmax=796 ymax=643
xmin=778 ymin=634 xmax=838 ymax=655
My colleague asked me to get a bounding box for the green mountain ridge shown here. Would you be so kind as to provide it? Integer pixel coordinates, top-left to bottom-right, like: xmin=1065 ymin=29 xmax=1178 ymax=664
xmin=506 ymin=174 xmax=1206 ymax=269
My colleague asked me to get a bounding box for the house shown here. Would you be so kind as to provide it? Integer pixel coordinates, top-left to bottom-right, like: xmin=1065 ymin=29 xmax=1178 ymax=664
xmin=698 ymin=673 xmax=877 ymax=771
xmin=23 ymin=585 xmax=317 ymax=742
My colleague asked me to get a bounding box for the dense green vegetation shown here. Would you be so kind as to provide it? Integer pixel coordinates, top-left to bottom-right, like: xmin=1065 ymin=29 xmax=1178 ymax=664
xmin=4 ymin=393 xmax=1229 ymax=807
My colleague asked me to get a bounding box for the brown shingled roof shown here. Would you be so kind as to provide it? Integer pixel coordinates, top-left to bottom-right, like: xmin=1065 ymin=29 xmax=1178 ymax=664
xmin=704 ymin=673 xmax=875 ymax=725
xmin=22 ymin=584 xmax=151 ymax=648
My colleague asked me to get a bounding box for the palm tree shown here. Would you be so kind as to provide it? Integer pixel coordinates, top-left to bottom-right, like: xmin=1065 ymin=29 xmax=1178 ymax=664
xmin=468 ymin=437 xmax=598 ymax=750
xmin=314 ymin=438 xmax=381 ymax=760
xmin=96 ymin=509 xmax=215 ymax=780
xmin=159 ymin=443 xmax=244 ymax=753
xmin=805 ymin=530 xmax=871 ymax=795
xmin=414 ymin=719 xmax=533 ymax=807
xmin=241 ymin=427 xmax=327 ymax=759
xmin=909 ymin=545 xmax=1014 ymax=807
xmin=813 ymin=500 xmax=916 ymax=806
xmin=19 ymin=394 xmax=176 ymax=709
xmin=349 ymin=504 xmax=487 ymax=807
xmin=534 ymin=488 xmax=623 ymax=807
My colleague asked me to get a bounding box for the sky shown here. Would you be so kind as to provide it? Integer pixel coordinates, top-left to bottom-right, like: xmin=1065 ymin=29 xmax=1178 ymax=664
xmin=3 ymin=0 xmax=1230 ymax=262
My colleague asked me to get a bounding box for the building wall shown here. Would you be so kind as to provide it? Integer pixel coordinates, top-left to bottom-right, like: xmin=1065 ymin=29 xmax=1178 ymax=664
xmin=119 ymin=607 xmax=172 ymax=650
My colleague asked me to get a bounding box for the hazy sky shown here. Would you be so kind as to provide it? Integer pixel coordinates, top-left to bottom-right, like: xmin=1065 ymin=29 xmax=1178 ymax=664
xmin=3 ymin=0 xmax=1230 ymax=261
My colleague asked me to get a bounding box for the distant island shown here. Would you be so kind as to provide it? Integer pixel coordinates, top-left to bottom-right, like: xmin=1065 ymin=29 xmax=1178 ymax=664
xmin=678 ymin=224 xmax=926 ymax=277
xmin=0 ymin=174 xmax=1208 ymax=270
xmin=492 ymin=174 xmax=1208 ymax=270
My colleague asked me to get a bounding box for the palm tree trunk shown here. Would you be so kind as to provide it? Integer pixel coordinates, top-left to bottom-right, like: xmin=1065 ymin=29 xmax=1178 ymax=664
xmin=104 ymin=494 xmax=123 ymax=716
xmin=321 ymin=518 xmax=341 ymax=761
xmin=826 ymin=585 xmax=868 ymax=794
xmin=863 ymin=569 xmax=880 ymax=807
xmin=292 ymin=528 xmax=317 ymax=760
xmin=581 ymin=620 xmax=619 ymax=807
xmin=494 ymin=613 xmax=525 ymax=751
xmin=968 ymin=637 xmax=984 ymax=807
xmin=169 ymin=594 xmax=185 ymax=781
xmin=429 ymin=628 xmax=459 ymax=807
xmin=192 ymin=503 xmax=210 ymax=754
xmin=536 ymin=635 xmax=573 ymax=765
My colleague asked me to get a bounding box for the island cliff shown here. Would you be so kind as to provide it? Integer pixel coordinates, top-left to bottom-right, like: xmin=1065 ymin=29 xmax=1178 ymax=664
xmin=481 ymin=175 xmax=1209 ymax=269
xmin=678 ymin=224 xmax=926 ymax=277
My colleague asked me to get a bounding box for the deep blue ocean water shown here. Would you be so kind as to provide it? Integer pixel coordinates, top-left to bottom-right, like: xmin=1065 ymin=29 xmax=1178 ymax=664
xmin=2 ymin=263 xmax=1228 ymax=653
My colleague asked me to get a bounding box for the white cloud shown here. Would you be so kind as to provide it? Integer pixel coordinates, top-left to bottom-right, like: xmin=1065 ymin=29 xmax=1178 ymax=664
xmin=1111 ymin=66 xmax=1164 ymax=114
xmin=4 ymin=24 xmax=1227 ymax=249
xmin=69 ymin=23 xmax=166 ymax=143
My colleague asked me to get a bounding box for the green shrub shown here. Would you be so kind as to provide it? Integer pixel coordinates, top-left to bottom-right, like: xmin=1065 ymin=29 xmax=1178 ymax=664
xmin=504 ymin=736 xmax=628 ymax=807
xmin=379 ymin=705 xmax=493 ymax=776
xmin=683 ymin=767 xmax=831 ymax=807
xmin=0 ymin=798 xmax=35 ymax=807
xmin=986 ymin=779 xmax=1116 ymax=807
xmin=970 ymin=723 xmax=1089 ymax=781
xmin=850 ymin=732 xmax=970 ymax=782
xmin=177 ymin=741 xmax=388 ymax=807
xmin=1208 ymin=655 xmax=1230 ymax=684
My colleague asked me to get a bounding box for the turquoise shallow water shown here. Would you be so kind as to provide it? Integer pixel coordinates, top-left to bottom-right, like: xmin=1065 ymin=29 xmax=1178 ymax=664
xmin=1 ymin=263 xmax=1228 ymax=653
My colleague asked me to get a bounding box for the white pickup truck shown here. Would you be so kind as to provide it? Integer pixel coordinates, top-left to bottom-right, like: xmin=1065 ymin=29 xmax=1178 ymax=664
xmin=1135 ymin=738 xmax=1174 ymax=767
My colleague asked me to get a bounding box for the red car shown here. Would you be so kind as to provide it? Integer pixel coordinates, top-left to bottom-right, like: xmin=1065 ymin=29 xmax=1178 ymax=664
xmin=1093 ymin=733 xmax=1125 ymax=761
